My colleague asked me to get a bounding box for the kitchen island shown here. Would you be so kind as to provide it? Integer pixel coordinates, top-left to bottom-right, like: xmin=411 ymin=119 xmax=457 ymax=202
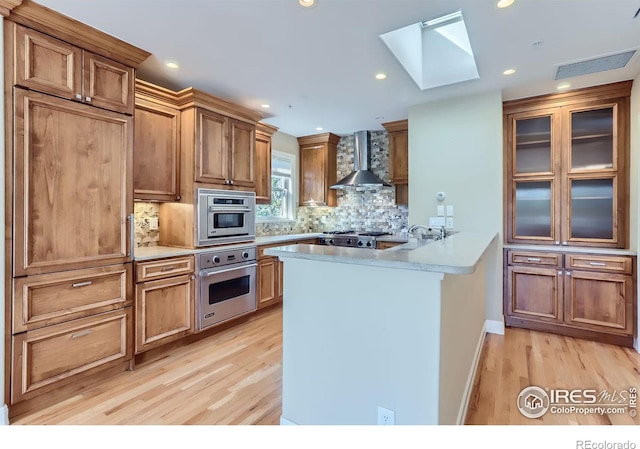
xmin=265 ymin=231 xmax=498 ymax=425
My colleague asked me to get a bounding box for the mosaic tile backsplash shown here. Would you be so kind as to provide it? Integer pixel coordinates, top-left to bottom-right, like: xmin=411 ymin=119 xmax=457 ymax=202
xmin=134 ymin=202 xmax=160 ymax=247
xmin=136 ymin=130 xmax=409 ymax=243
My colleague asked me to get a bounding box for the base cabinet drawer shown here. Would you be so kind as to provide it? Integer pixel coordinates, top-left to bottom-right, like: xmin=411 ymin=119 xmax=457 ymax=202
xmin=11 ymin=307 xmax=132 ymax=404
xmin=13 ymin=264 xmax=132 ymax=333
xmin=565 ymin=254 xmax=633 ymax=274
xmin=135 ymin=274 xmax=195 ymax=353
xmin=135 ymin=256 xmax=194 ymax=282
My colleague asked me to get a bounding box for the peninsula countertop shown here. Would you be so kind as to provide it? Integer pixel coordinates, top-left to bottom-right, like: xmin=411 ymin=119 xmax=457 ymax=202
xmin=265 ymin=231 xmax=498 ymax=275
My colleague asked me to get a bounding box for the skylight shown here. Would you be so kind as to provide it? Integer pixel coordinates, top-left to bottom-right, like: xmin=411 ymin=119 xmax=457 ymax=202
xmin=380 ymin=10 xmax=479 ymax=90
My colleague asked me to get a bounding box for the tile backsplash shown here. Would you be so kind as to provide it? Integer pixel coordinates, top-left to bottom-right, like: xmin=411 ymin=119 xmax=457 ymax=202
xmin=134 ymin=202 xmax=160 ymax=247
xmin=135 ymin=129 xmax=409 ymax=244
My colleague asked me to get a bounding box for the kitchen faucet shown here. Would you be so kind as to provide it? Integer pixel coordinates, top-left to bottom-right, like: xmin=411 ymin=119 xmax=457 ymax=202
xmin=408 ymin=224 xmax=447 ymax=240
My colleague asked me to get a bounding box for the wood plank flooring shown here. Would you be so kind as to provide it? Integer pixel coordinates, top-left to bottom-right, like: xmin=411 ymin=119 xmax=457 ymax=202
xmin=465 ymin=327 xmax=640 ymax=425
xmin=11 ymin=305 xmax=284 ymax=425
xmin=11 ymin=304 xmax=640 ymax=425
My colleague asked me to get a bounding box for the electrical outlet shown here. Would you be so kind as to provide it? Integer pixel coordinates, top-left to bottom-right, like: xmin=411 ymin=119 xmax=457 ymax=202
xmin=148 ymin=217 xmax=159 ymax=231
xmin=445 ymin=217 xmax=454 ymax=229
xmin=429 ymin=216 xmax=445 ymax=228
xmin=437 ymin=205 xmax=445 ymax=216
xmin=446 ymin=205 xmax=454 ymax=216
xmin=377 ymin=406 xmax=395 ymax=425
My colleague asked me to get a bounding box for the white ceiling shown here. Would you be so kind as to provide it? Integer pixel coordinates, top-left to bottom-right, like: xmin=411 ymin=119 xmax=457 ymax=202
xmin=36 ymin=0 xmax=640 ymax=137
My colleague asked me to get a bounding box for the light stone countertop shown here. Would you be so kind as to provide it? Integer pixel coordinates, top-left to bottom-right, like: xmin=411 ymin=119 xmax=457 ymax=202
xmin=503 ymin=243 xmax=637 ymax=256
xmin=133 ymin=233 xmax=322 ymax=261
xmin=375 ymin=234 xmax=409 ymax=243
xmin=264 ymin=231 xmax=498 ymax=275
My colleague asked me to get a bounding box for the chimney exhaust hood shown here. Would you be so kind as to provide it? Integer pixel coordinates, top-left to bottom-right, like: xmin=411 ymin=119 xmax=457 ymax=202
xmin=330 ymin=131 xmax=392 ymax=189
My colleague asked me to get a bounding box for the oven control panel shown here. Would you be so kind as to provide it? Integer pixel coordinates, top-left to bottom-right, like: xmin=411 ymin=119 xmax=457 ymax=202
xmin=198 ymin=246 xmax=257 ymax=269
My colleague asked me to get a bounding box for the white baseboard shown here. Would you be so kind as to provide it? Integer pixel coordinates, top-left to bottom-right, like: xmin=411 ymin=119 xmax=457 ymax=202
xmin=634 ymin=337 xmax=639 ymax=354
xmin=280 ymin=416 xmax=298 ymax=425
xmin=485 ymin=319 xmax=505 ymax=335
xmin=1 ymin=404 xmax=8 ymax=425
xmin=456 ymin=322 xmax=487 ymax=425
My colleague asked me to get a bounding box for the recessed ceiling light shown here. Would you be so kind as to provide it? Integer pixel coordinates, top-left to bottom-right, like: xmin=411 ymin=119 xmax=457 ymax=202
xmin=261 ymin=104 xmax=270 ymax=109
xmin=503 ymin=68 xmax=516 ymax=75
xmin=557 ymin=82 xmax=572 ymax=90
xmin=165 ymin=61 xmax=179 ymax=69
xmin=316 ymin=127 xmax=323 ymax=131
xmin=497 ymin=0 xmax=515 ymax=8
xmin=298 ymin=0 xmax=316 ymax=8
xmin=375 ymin=73 xmax=387 ymax=80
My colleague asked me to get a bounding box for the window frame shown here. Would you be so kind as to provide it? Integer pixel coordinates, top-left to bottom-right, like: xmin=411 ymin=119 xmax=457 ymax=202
xmin=256 ymin=150 xmax=297 ymax=223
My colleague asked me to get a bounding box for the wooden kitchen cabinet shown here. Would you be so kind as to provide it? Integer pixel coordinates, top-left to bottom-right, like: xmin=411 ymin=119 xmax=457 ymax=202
xmin=504 ymin=249 xmax=635 ymax=346
xmin=377 ymin=241 xmax=404 ymax=250
xmin=504 ymin=81 xmax=631 ymax=248
xmin=506 ymin=265 xmax=563 ymax=324
xmin=13 ymin=88 xmax=133 ymax=276
xmin=298 ymin=133 xmax=340 ymax=207
xmin=12 ymin=23 xmax=134 ymax=114
xmin=11 ymin=307 xmax=133 ymax=405
xmin=257 ymin=257 xmax=280 ymax=309
xmin=134 ymin=80 xmax=181 ymax=201
xmin=382 ymin=119 xmax=408 ymax=205
xmin=134 ymin=256 xmax=195 ymax=353
xmin=255 ymin=122 xmax=278 ymax=204
xmin=192 ymin=108 xmax=256 ymax=188
xmin=12 ymin=264 xmax=132 ymax=333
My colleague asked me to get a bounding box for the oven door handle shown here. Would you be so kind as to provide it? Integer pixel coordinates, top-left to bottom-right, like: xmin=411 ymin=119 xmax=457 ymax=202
xmin=208 ymin=207 xmax=252 ymax=213
xmin=200 ymin=262 xmax=257 ymax=277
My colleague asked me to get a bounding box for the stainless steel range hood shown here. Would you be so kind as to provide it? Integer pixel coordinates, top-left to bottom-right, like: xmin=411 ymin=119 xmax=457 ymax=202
xmin=330 ymin=130 xmax=392 ymax=189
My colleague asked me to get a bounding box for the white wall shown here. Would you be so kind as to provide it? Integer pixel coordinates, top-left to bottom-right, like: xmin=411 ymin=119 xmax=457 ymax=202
xmin=631 ymin=76 xmax=640 ymax=351
xmin=408 ymin=91 xmax=504 ymax=323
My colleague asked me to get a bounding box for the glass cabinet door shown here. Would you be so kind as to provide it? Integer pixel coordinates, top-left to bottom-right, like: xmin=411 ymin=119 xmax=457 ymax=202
xmin=514 ymin=115 xmax=553 ymax=175
xmin=513 ymin=180 xmax=555 ymax=241
xmin=566 ymin=177 xmax=615 ymax=242
xmin=569 ymin=107 xmax=615 ymax=172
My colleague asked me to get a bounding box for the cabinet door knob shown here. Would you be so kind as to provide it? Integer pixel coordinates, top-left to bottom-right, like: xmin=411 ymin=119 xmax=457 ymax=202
xmin=85 ymin=96 xmax=92 ymax=103
xmin=558 ymin=271 xmax=563 ymax=275
xmin=562 ymin=241 xmax=568 ymax=245
xmin=566 ymin=271 xmax=572 ymax=276
xmin=75 ymin=94 xmax=83 ymax=100
xmin=554 ymin=241 xmax=560 ymax=245
xmin=230 ymin=180 xmax=234 ymax=185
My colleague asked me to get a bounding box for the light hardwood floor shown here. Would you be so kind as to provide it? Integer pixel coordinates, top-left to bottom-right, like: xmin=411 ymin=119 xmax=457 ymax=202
xmin=12 ymin=305 xmax=284 ymax=425
xmin=465 ymin=327 xmax=640 ymax=425
xmin=11 ymin=304 xmax=640 ymax=425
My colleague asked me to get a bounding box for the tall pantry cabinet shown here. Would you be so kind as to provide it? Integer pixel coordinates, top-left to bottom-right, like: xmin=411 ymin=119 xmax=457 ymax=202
xmin=503 ymin=81 xmax=636 ymax=347
xmin=3 ymin=2 xmax=150 ymax=417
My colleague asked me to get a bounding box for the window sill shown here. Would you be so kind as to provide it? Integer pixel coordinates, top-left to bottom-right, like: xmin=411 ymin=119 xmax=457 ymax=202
xmin=256 ymin=218 xmax=297 ymax=224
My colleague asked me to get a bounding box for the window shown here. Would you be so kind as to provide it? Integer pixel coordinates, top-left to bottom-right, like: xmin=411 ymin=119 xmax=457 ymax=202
xmin=256 ymin=151 xmax=296 ymax=221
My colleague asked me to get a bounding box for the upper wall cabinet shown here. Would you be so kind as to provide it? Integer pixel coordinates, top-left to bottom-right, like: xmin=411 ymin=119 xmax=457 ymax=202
xmin=382 ymin=119 xmax=408 ymax=206
xmin=173 ymin=88 xmax=263 ymax=202
xmin=298 ymin=133 xmax=340 ymax=207
xmin=504 ymin=81 xmax=631 ymax=248
xmin=255 ymin=122 xmax=278 ymax=204
xmin=11 ymin=23 xmax=134 ymax=114
xmin=134 ymin=80 xmax=181 ymax=201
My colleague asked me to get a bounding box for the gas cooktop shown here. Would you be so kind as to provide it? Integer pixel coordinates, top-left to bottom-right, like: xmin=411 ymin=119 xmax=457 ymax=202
xmin=318 ymin=231 xmax=392 ymax=249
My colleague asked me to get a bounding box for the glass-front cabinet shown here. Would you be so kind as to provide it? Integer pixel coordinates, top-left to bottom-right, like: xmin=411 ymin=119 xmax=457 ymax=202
xmin=505 ymin=83 xmax=630 ymax=248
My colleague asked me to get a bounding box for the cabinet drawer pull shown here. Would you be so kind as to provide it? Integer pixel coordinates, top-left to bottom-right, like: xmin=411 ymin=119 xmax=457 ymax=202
xmin=75 ymin=93 xmax=82 ymax=100
xmin=558 ymin=271 xmax=562 ymax=275
xmin=72 ymin=281 xmax=93 ymax=288
xmin=161 ymin=266 xmax=176 ymax=272
xmin=70 ymin=329 xmax=92 ymax=339
xmin=526 ymin=257 xmax=541 ymax=262
xmin=589 ymin=262 xmax=607 ymax=267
